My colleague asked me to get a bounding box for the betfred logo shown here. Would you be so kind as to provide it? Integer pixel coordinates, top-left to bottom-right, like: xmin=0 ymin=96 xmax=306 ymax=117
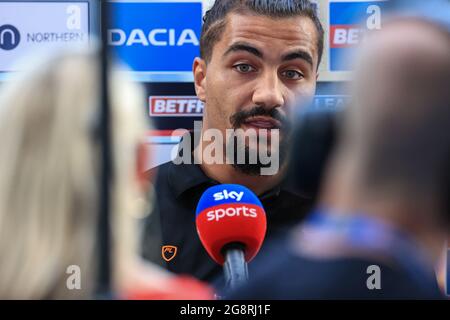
xmin=330 ymin=25 xmax=364 ymax=48
xmin=206 ymin=205 xmax=258 ymax=222
xmin=213 ymin=190 xmax=244 ymax=202
xmin=329 ymin=3 xmax=382 ymax=49
xmin=329 ymin=2 xmax=384 ymax=71
xmin=149 ymin=96 xmax=203 ymax=117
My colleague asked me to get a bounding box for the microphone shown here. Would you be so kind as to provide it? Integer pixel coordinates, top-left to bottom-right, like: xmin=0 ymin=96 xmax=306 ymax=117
xmin=195 ymin=184 xmax=267 ymax=289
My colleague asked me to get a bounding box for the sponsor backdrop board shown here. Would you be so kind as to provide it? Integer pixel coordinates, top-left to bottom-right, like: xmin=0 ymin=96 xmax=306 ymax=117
xmin=104 ymin=0 xmax=355 ymax=168
xmin=0 ymin=0 xmax=382 ymax=166
xmin=0 ymin=0 xmax=388 ymax=169
xmin=318 ymin=0 xmax=388 ymax=81
xmin=0 ymin=0 xmax=98 ymax=76
xmin=106 ymin=0 xmax=388 ymax=83
xmin=107 ymin=0 xmax=202 ymax=82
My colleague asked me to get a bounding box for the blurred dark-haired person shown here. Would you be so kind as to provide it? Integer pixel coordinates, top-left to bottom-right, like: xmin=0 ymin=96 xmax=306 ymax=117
xmin=229 ymin=7 xmax=450 ymax=299
xmin=0 ymin=51 xmax=213 ymax=299
xmin=142 ymin=0 xmax=324 ymax=286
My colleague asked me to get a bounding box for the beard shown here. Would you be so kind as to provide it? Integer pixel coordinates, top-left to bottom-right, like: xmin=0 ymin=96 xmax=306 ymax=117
xmin=226 ymin=106 xmax=291 ymax=176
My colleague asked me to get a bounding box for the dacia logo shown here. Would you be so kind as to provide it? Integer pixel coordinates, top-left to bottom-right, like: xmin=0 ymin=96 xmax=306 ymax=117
xmin=108 ymin=28 xmax=199 ymax=47
xmin=213 ymin=190 xmax=244 ymax=202
xmin=0 ymin=24 xmax=21 ymax=50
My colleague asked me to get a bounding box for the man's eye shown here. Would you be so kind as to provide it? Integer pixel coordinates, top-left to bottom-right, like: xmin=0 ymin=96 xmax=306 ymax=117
xmin=234 ymin=64 xmax=255 ymax=73
xmin=282 ymin=70 xmax=303 ymax=80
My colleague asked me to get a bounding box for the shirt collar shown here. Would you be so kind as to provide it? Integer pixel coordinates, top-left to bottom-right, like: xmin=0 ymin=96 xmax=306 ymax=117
xmin=168 ymin=159 xmax=216 ymax=199
xmin=168 ymin=131 xmax=216 ymax=199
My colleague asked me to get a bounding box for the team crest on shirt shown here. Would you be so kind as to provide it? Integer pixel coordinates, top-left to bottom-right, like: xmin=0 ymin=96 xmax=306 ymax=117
xmin=162 ymin=245 xmax=178 ymax=262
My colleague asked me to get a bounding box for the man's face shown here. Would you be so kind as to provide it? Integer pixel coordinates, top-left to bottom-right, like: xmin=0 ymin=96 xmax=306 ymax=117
xmin=194 ymin=12 xmax=319 ymax=174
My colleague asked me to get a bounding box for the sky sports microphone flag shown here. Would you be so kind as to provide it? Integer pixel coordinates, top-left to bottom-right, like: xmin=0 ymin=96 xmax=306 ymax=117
xmin=195 ymin=184 xmax=267 ymax=266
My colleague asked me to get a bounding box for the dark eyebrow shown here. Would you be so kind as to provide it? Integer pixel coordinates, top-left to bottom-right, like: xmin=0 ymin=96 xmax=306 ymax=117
xmin=223 ymin=42 xmax=263 ymax=59
xmin=282 ymin=50 xmax=314 ymax=68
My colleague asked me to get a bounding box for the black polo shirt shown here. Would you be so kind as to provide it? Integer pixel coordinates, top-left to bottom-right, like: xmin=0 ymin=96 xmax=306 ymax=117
xmin=141 ymin=136 xmax=313 ymax=287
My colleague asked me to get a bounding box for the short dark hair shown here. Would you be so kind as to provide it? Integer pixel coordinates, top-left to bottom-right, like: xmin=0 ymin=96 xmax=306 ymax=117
xmin=200 ymin=0 xmax=324 ymax=68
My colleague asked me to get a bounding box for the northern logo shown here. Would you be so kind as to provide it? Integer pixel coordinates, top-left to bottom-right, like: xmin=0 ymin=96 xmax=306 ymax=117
xmin=0 ymin=24 xmax=21 ymax=50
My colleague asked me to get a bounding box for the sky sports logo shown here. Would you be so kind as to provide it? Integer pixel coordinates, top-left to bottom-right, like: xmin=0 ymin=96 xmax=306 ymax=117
xmin=149 ymin=96 xmax=203 ymax=117
xmin=206 ymin=204 xmax=258 ymax=222
xmin=213 ymin=190 xmax=244 ymax=202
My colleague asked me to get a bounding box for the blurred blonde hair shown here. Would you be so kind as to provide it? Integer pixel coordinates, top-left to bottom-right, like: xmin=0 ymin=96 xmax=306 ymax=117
xmin=0 ymin=51 xmax=149 ymax=299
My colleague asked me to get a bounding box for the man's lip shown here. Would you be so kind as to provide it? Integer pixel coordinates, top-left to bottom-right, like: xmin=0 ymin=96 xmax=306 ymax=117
xmin=243 ymin=116 xmax=282 ymax=129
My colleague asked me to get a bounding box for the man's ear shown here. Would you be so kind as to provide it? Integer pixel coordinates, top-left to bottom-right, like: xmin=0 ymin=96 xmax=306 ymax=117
xmin=193 ymin=57 xmax=207 ymax=102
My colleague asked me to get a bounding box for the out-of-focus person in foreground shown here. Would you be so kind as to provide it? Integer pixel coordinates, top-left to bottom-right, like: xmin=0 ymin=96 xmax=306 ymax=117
xmin=0 ymin=51 xmax=213 ymax=299
xmin=229 ymin=5 xmax=450 ymax=299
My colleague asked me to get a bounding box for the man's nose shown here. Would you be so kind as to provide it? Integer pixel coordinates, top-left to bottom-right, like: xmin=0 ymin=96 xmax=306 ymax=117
xmin=252 ymin=71 xmax=285 ymax=109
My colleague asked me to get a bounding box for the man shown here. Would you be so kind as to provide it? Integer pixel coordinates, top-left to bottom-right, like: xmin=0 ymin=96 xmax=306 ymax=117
xmin=142 ymin=0 xmax=324 ymax=285
xmin=229 ymin=4 xmax=450 ymax=299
